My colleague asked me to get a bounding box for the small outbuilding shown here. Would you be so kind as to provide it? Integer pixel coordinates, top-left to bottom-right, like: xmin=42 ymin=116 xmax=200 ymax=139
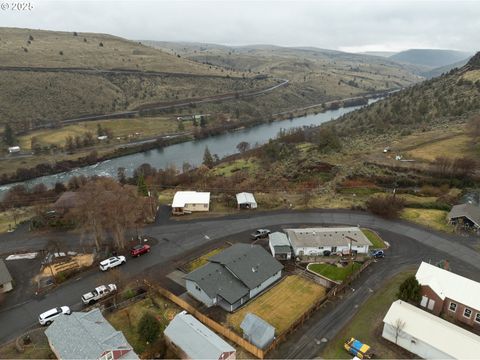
xmin=448 ymin=203 xmax=480 ymax=231
xmin=0 ymin=259 xmax=13 ymax=293
xmin=236 ymin=192 xmax=257 ymax=209
xmin=164 ymin=311 xmax=236 ymax=360
xmin=8 ymin=146 xmax=20 ymax=154
xmin=240 ymin=313 xmax=275 ymax=350
xmin=268 ymin=232 xmax=292 ymax=260
xmin=382 ymin=300 xmax=480 ymax=359
xmin=172 ymin=191 xmax=210 ymax=215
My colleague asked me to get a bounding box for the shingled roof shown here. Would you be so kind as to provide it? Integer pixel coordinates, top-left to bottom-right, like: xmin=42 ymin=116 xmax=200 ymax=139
xmin=448 ymin=203 xmax=480 ymax=227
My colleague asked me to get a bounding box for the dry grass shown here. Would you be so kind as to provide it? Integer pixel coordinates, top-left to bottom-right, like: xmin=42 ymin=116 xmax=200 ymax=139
xmin=462 ymin=69 xmax=480 ymax=82
xmin=406 ymin=134 xmax=474 ymax=161
xmin=184 ymin=246 xmax=228 ymax=272
xmin=227 ymin=275 xmax=326 ymax=336
xmin=211 ymin=158 xmax=259 ymax=177
xmin=0 ymin=207 xmax=35 ymax=233
xmin=400 ymin=208 xmax=453 ymax=233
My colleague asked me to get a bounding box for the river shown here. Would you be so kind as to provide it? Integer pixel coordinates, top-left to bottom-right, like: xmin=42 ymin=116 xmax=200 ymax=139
xmin=0 ymin=99 xmax=378 ymax=195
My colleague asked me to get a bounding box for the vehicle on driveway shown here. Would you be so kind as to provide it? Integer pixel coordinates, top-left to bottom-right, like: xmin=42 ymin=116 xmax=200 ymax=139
xmin=250 ymin=229 xmax=271 ymax=240
xmin=130 ymin=244 xmax=151 ymax=257
xmin=99 ymin=256 xmax=126 ymax=271
xmin=38 ymin=306 xmax=71 ymax=326
xmin=371 ymin=250 xmax=385 ymax=259
xmin=81 ymin=284 xmax=117 ymax=305
xmin=344 ymin=337 xmax=373 ymax=359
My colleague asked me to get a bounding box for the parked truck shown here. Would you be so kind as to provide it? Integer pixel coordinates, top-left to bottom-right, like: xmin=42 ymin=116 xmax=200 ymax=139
xmin=344 ymin=338 xmax=373 ymax=359
xmin=81 ymin=284 xmax=117 ymax=305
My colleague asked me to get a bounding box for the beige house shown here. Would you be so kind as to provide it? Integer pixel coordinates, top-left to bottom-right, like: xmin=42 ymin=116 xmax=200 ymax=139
xmin=0 ymin=260 xmax=13 ymax=293
xmin=171 ymin=191 xmax=210 ymax=215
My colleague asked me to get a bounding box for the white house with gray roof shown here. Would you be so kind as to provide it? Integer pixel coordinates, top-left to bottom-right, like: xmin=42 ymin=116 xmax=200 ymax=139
xmin=285 ymin=227 xmax=372 ymax=257
xmin=0 ymin=260 xmax=13 ymax=293
xmin=164 ymin=311 xmax=236 ymax=360
xmin=45 ymin=308 xmax=138 ymax=360
xmin=184 ymin=244 xmax=283 ymax=312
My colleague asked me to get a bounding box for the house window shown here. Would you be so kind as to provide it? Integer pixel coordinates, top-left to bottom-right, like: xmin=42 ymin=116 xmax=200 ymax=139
xmin=475 ymin=313 xmax=480 ymax=323
xmin=449 ymin=302 xmax=457 ymax=312
xmin=464 ymin=308 xmax=472 ymax=318
xmin=420 ymin=296 xmax=428 ymax=308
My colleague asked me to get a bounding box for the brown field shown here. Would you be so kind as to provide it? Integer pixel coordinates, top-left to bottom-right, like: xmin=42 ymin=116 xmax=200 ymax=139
xmin=227 ymin=275 xmax=326 ymax=336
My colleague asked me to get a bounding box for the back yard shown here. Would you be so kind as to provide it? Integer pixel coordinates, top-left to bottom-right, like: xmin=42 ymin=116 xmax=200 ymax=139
xmin=308 ymin=262 xmax=362 ymax=282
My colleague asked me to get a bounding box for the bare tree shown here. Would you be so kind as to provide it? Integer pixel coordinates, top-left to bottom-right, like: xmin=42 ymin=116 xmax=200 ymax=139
xmin=393 ymin=318 xmax=406 ymax=344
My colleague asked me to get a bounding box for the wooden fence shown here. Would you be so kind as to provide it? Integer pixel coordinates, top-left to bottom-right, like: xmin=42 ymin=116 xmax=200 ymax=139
xmin=144 ymin=281 xmax=266 ymax=359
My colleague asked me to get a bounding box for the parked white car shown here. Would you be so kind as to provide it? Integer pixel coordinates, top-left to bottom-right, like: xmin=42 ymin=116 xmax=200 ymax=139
xmin=38 ymin=306 xmax=71 ymax=326
xmin=99 ymin=256 xmax=126 ymax=271
xmin=82 ymin=284 xmax=117 ymax=305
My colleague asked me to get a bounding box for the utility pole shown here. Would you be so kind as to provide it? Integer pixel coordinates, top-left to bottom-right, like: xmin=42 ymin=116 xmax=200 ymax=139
xmin=345 ymin=236 xmax=358 ymax=278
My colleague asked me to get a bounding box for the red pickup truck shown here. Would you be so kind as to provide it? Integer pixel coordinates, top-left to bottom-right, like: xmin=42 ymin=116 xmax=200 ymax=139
xmin=130 ymin=244 xmax=151 ymax=257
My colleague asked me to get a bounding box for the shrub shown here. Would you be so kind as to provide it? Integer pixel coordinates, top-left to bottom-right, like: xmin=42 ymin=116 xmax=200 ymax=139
xmin=366 ymin=195 xmax=405 ymax=218
xmin=137 ymin=313 xmax=161 ymax=343
xmin=397 ymin=275 xmax=421 ymax=304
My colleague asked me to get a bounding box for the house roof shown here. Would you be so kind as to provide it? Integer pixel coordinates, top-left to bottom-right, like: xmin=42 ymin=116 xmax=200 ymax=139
xmin=415 ymin=261 xmax=480 ymax=311
xmin=240 ymin=313 xmax=275 ymax=349
xmin=53 ymin=191 xmax=81 ymax=210
xmin=45 ymin=309 xmax=138 ymax=360
xmin=185 ymin=244 xmax=283 ymax=304
xmin=0 ymin=260 xmax=13 ymax=285
xmin=172 ymin=191 xmax=210 ymax=208
xmin=285 ymin=227 xmax=372 ymax=248
xmin=164 ymin=311 xmax=235 ymax=359
xmin=236 ymin=192 xmax=257 ymax=205
xmin=383 ymin=300 xmax=480 ymax=359
xmin=448 ymin=203 xmax=480 ymax=227
xmin=269 ymin=232 xmax=290 ymax=247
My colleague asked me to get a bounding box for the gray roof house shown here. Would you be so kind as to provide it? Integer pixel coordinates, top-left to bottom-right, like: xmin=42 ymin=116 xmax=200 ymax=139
xmin=164 ymin=311 xmax=236 ymax=360
xmin=268 ymin=232 xmax=292 ymax=260
xmin=0 ymin=259 xmax=13 ymax=293
xmin=448 ymin=203 xmax=480 ymax=230
xmin=240 ymin=313 xmax=275 ymax=350
xmin=45 ymin=309 xmax=138 ymax=360
xmin=184 ymin=244 xmax=283 ymax=312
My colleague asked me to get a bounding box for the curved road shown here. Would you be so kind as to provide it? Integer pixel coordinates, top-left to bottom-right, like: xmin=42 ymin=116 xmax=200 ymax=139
xmin=0 ymin=209 xmax=479 ymax=357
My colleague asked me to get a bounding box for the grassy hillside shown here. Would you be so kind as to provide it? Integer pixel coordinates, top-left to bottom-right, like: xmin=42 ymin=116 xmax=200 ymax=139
xmin=390 ymin=49 xmax=472 ymax=69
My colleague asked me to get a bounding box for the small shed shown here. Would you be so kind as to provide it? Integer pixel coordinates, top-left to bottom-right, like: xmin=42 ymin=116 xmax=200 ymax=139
xmin=0 ymin=260 xmax=13 ymax=293
xmin=240 ymin=313 xmax=275 ymax=350
xmin=236 ymin=192 xmax=257 ymax=209
xmin=448 ymin=203 xmax=480 ymax=231
xmin=268 ymin=232 xmax=292 ymax=260
xmin=8 ymin=146 xmax=20 ymax=154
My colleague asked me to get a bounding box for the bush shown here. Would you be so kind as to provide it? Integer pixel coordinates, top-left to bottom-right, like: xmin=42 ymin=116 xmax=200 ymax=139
xmin=366 ymin=195 xmax=405 ymax=219
xmin=137 ymin=313 xmax=161 ymax=343
xmin=397 ymin=275 xmax=421 ymax=304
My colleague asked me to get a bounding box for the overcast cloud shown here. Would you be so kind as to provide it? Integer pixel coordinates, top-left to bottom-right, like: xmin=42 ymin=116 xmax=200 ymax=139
xmin=1 ymin=0 xmax=479 ymax=52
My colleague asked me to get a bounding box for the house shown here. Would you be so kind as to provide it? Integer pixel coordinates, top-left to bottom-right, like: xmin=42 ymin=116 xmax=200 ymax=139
xmin=415 ymin=261 xmax=480 ymax=328
xmin=268 ymin=232 xmax=292 ymax=260
xmin=184 ymin=244 xmax=283 ymax=312
xmin=236 ymin=192 xmax=257 ymax=209
xmin=240 ymin=313 xmax=275 ymax=350
xmin=0 ymin=260 xmax=13 ymax=293
xmin=7 ymin=146 xmax=20 ymax=154
xmin=164 ymin=311 xmax=236 ymax=360
xmin=53 ymin=191 xmax=81 ymax=213
xmin=172 ymin=191 xmax=210 ymax=215
xmin=382 ymin=300 xmax=480 ymax=359
xmin=45 ymin=308 xmax=138 ymax=359
xmin=285 ymin=227 xmax=372 ymax=257
xmin=448 ymin=203 xmax=480 ymax=231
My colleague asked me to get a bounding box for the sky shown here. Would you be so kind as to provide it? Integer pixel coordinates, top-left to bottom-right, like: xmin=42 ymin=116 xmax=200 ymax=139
xmin=1 ymin=0 xmax=479 ymax=52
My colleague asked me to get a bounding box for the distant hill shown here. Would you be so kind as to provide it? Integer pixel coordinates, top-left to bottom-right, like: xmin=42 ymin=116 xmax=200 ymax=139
xmin=421 ymin=57 xmax=471 ymax=79
xmin=361 ymin=51 xmax=397 ymax=58
xmin=390 ymin=49 xmax=473 ymax=69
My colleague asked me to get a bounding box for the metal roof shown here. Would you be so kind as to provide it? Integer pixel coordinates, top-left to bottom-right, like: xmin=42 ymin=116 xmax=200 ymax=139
xmin=164 ymin=311 xmax=235 ymax=359
xmin=268 ymin=232 xmax=290 ymax=247
xmin=285 ymin=227 xmax=372 ymax=248
xmin=383 ymin=300 xmax=480 ymax=359
xmin=45 ymin=309 xmax=138 ymax=360
xmin=0 ymin=260 xmax=12 ymax=285
xmin=416 ymin=261 xmax=480 ymax=312
xmin=240 ymin=313 xmax=275 ymax=349
xmin=448 ymin=203 xmax=480 ymax=227
xmin=236 ymin=192 xmax=257 ymax=205
xmin=172 ymin=191 xmax=210 ymax=208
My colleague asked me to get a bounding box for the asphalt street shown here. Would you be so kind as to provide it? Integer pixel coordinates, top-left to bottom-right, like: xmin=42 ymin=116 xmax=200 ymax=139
xmin=0 ymin=209 xmax=479 ymax=358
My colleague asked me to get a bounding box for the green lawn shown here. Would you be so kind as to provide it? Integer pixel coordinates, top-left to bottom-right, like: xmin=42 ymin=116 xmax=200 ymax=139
xmin=308 ymin=262 xmax=362 ymax=282
xmin=320 ymin=271 xmax=415 ymax=359
xmin=361 ymin=228 xmax=386 ymax=249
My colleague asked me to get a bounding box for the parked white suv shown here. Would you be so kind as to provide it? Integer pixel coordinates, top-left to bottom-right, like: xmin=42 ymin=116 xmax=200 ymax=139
xmin=99 ymin=256 xmax=126 ymax=271
xmin=38 ymin=306 xmax=71 ymax=326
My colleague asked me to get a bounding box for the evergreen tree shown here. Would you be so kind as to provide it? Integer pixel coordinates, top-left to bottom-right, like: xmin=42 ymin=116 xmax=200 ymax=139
xmin=137 ymin=313 xmax=161 ymax=343
xmin=137 ymin=173 xmax=149 ymax=196
xmin=203 ymin=146 xmax=214 ymax=168
xmin=3 ymin=124 xmax=16 ymax=146
xmin=397 ymin=275 xmax=421 ymax=303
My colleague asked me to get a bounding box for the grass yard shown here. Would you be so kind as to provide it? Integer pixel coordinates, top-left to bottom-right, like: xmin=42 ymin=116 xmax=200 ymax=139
xmin=211 ymin=158 xmax=259 ymax=177
xmin=227 ymin=275 xmax=326 ymax=336
xmin=0 ymin=207 xmax=35 ymax=233
xmin=184 ymin=246 xmax=228 ymax=272
xmin=320 ymin=271 xmax=415 ymax=359
xmin=0 ymin=334 xmax=53 ymax=359
xmin=361 ymin=228 xmax=386 ymax=249
xmin=406 ymin=134 xmax=474 ymax=161
xmin=308 ymin=262 xmax=362 ymax=282
xmin=400 ymin=208 xmax=453 ymax=233
xmin=107 ymin=295 xmax=181 ymax=355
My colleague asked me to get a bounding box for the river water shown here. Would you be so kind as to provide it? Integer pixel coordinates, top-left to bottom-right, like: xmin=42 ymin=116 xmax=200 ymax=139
xmin=0 ymin=99 xmax=377 ymax=195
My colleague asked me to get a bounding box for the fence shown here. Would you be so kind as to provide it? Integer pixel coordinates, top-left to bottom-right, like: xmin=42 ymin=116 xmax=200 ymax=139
xmin=144 ymin=281 xmax=266 ymax=359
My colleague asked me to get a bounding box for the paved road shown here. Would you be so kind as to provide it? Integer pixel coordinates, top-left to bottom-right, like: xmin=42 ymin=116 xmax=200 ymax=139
xmin=1 ymin=209 xmax=479 ymax=355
